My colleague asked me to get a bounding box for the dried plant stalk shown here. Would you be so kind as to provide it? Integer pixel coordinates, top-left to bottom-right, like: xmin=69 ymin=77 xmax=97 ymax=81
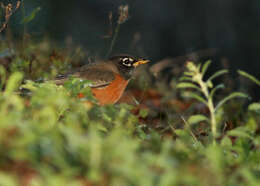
xmin=0 ymin=0 xmax=21 ymax=33
xmin=118 ymin=5 xmax=129 ymax=24
xmin=106 ymin=5 xmax=129 ymax=58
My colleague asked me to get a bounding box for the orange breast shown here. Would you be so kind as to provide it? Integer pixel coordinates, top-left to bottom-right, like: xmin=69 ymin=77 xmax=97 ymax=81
xmin=91 ymin=74 xmax=129 ymax=105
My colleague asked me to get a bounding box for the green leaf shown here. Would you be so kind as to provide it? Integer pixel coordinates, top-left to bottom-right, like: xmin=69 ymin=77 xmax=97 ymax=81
xmin=238 ymin=70 xmax=260 ymax=86
xmin=209 ymin=84 xmax=225 ymax=99
xmin=139 ymin=109 xmax=148 ymax=118
xmin=136 ymin=125 xmax=148 ymax=140
xmin=184 ymin=71 xmax=194 ymax=76
xmin=179 ymin=76 xmax=192 ymax=81
xmin=201 ymin=60 xmax=211 ymax=76
xmin=183 ymin=92 xmax=207 ymax=105
xmin=208 ymin=69 xmax=228 ymax=82
xmin=21 ymin=7 xmax=41 ymax=24
xmin=227 ymin=127 xmax=253 ymax=140
xmin=215 ymin=92 xmax=248 ymax=112
xmin=188 ymin=114 xmax=209 ymax=125
xmin=174 ymin=129 xmax=189 ymax=137
xmin=177 ymin=82 xmax=202 ymax=92
xmin=248 ymin=102 xmax=260 ymax=112
xmin=4 ymin=72 xmax=23 ymax=95
xmin=207 ymin=80 xmax=213 ymax=88
xmin=96 ymin=124 xmax=108 ymax=133
xmin=20 ymin=80 xmax=38 ymax=91
xmin=220 ymin=136 xmax=232 ymax=147
xmin=186 ymin=61 xmax=197 ymax=72
xmin=246 ymin=117 xmax=258 ymax=132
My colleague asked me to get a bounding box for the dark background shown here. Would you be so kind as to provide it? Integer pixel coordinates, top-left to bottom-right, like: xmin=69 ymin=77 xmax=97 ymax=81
xmin=3 ymin=0 xmax=260 ymax=84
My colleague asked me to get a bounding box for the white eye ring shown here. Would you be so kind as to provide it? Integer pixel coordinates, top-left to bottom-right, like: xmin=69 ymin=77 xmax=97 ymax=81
xmin=122 ymin=57 xmax=133 ymax=67
xmin=123 ymin=62 xmax=132 ymax=67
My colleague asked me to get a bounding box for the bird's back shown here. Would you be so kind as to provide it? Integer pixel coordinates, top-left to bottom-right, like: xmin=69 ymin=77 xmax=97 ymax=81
xmin=54 ymin=61 xmax=119 ymax=88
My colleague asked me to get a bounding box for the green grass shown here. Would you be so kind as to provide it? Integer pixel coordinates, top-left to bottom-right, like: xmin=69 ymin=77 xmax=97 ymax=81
xmin=0 ymin=3 xmax=259 ymax=185
xmin=0 ymin=38 xmax=259 ymax=186
xmin=1 ymin=4 xmax=260 ymax=182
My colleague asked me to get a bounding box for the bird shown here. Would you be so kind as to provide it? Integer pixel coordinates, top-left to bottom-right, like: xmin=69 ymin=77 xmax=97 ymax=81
xmin=54 ymin=55 xmax=150 ymax=105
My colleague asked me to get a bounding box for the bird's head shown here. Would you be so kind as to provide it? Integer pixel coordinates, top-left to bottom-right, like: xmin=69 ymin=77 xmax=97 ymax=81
xmin=109 ymin=55 xmax=150 ymax=79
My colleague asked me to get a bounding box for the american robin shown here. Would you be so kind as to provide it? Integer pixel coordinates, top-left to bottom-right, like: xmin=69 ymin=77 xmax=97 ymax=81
xmin=54 ymin=55 xmax=150 ymax=105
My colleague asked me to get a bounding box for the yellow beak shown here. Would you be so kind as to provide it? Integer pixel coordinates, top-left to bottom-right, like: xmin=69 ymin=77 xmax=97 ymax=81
xmin=133 ymin=59 xmax=150 ymax=67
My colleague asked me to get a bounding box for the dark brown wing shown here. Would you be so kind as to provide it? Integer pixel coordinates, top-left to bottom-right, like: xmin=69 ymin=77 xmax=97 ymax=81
xmin=54 ymin=63 xmax=116 ymax=88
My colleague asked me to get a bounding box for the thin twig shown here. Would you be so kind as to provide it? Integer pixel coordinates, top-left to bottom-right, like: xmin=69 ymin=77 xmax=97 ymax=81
xmin=180 ymin=115 xmax=199 ymax=143
xmin=0 ymin=0 xmax=21 ymax=33
xmin=105 ymin=5 xmax=129 ymax=58
xmin=106 ymin=24 xmax=120 ymax=58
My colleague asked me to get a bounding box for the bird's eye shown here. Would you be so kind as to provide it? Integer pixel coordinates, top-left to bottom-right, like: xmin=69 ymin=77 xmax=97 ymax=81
xmin=122 ymin=57 xmax=133 ymax=67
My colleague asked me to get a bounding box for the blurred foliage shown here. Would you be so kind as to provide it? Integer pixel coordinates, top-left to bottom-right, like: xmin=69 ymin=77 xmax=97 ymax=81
xmin=21 ymin=6 xmax=41 ymax=24
xmin=0 ymin=5 xmax=260 ymax=185
xmin=0 ymin=39 xmax=259 ymax=186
